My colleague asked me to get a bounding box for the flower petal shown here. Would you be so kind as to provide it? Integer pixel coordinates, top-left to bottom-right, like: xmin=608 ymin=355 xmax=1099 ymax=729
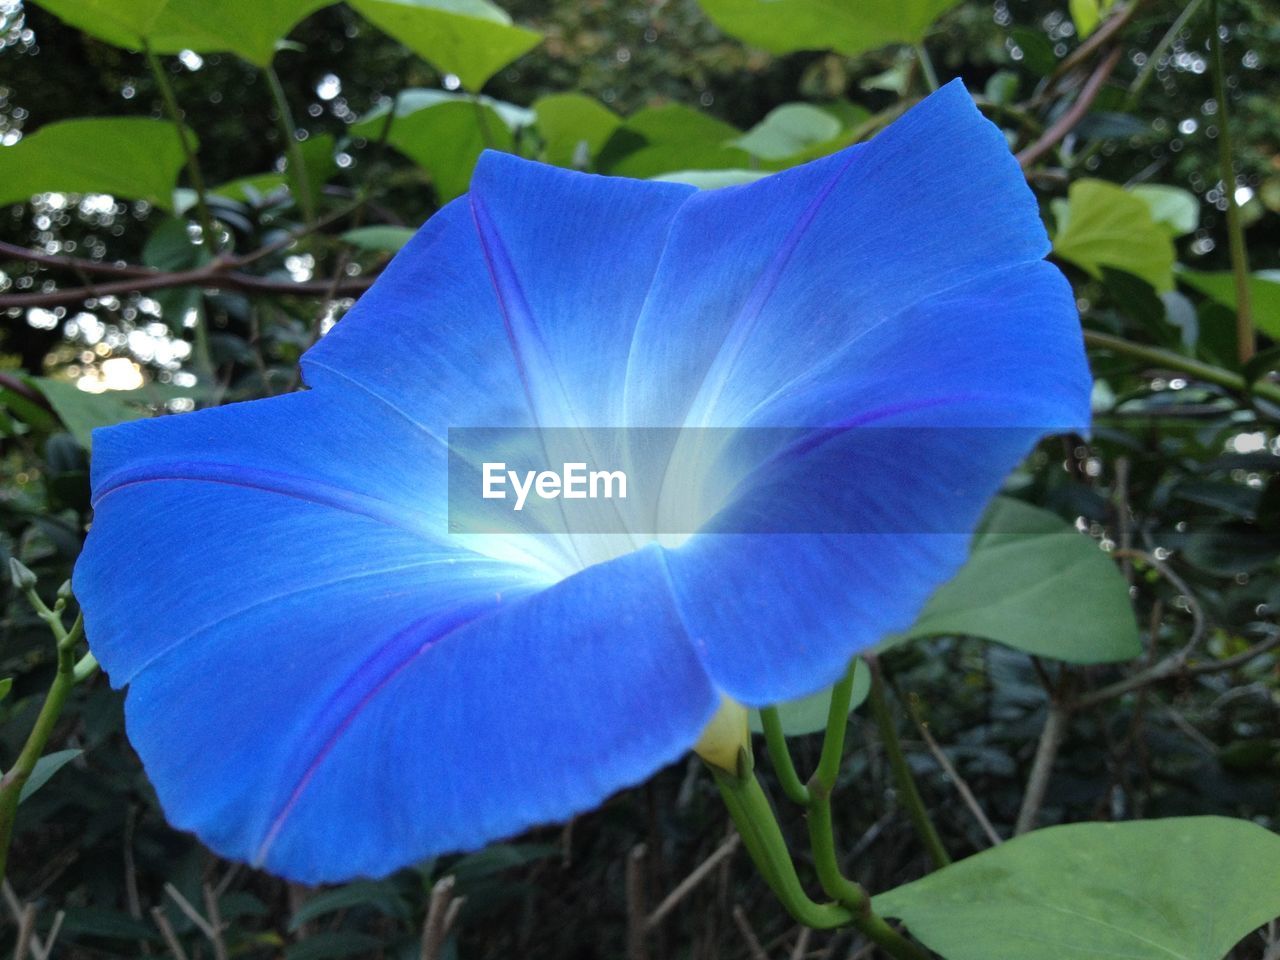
xmin=466 ymin=151 xmax=695 ymax=425
xmin=77 ymin=386 xmax=716 ymax=881
xmin=622 ymin=79 xmax=1050 ymax=429
xmin=304 ymin=154 xmax=695 ymax=434
xmin=662 ymin=262 xmax=1090 ymax=704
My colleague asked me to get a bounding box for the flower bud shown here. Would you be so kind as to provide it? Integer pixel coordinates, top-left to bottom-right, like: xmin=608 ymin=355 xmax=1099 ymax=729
xmin=8 ymin=558 xmax=37 ymax=592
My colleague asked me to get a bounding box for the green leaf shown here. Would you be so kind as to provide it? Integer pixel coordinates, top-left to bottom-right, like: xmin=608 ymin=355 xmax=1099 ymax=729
xmin=1010 ymin=27 xmax=1058 ymax=75
xmin=874 ymin=817 xmax=1280 ymax=960
xmin=31 ymin=378 xmax=156 ymax=451
xmin=341 ymin=226 xmax=417 ymax=253
xmin=651 ymin=169 xmax=766 ymax=189
xmin=1178 ymin=268 xmax=1280 ymax=340
xmin=0 ymin=118 xmax=191 ymax=210
xmin=901 ymin=498 xmax=1141 ymax=663
xmin=534 ymin=93 xmax=621 ymax=168
xmin=142 ymin=217 xmax=209 ymax=272
xmin=0 ymin=678 xmax=11 ymax=701
xmin=450 ymin=843 xmax=557 ymax=886
xmin=359 ymin=98 xmax=515 ymax=203
xmin=209 ymin=172 xmax=290 ymax=205
xmin=361 ymin=88 xmax=534 ymax=131
xmin=284 ymin=932 xmax=386 ymax=960
xmin=288 ymin=881 xmax=410 ymax=932
xmin=353 ymin=91 xmax=529 ymax=203
xmin=30 ymin=0 xmax=329 ymax=66
xmin=347 ymin=0 xmax=541 ymax=92
xmin=748 ymin=661 xmax=871 ymax=736
xmin=731 ymin=103 xmax=843 ymax=162
xmin=696 ymin=0 xmax=960 ymax=58
xmin=602 ymin=104 xmax=749 ymax=179
xmin=61 ymin=907 xmax=159 ymax=941
xmin=1068 ymin=0 xmax=1101 ymax=38
xmin=1052 ymin=178 xmax=1176 ymax=293
xmin=1130 ymin=184 xmax=1200 ymax=236
xmin=20 ymin=748 xmax=82 ymax=803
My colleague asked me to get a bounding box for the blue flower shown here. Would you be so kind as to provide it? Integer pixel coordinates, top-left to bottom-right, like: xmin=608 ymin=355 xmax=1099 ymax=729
xmin=73 ymin=80 xmax=1090 ymax=883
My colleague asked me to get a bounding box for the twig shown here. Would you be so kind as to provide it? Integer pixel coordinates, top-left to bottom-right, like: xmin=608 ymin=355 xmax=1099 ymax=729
xmin=1018 ymin=46 xmax=1123 ymax=168
xmin=1080 ymin=631 xmax=1280 ymax=708
xmin=1084 ymin=331 xmax=1280 ymax=407
xmin=201 ymin=884 xmax=228 ymax=960
xmin=645 ymin=833 xmax=740 ymax=931
xmin=144 ymin=41 xmax=217 ymax=248
xmin=14 ymin=902 xmax=36 ymax=960
xmin=791 ymin=926 xmax=813 ymax=960
xmin=32 ymin=910 xmax=64 ymax=960
xmin=625 ymin=844 xmax=649 ymax=960
xmin=264 ymin=65 xmax=315 ymax=224
xmin=1073 ymin=548 xmax=1210 ymax=709
xmin=732 ymin=905 xmax=771 ymax=960
xmin=0 ymin=263 xmax=375 ymax=309
xmin=163 ymin=883 xmax=219 ymax=947
xmin=1015 ymin=700 xmax=1070 ymax=836
xmin=420 ymin=875 xmax=462 ymax=960
xmin=1051 ymin=0 xmax=1144 ymax=81
xmin=1209 ymin=0 xmax=1255 ymax=363
xmin=150 ymin=906 xmax=190 ymax=960
xmin=907 ymin=695 xmax=1002 ymax=847
xmin=866 ymin=658 xmax=950 ymax=869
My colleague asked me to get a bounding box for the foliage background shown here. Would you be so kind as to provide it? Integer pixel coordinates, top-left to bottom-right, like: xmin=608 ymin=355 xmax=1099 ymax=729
xmin=0 ymin=0 xmax=1279 ymax=957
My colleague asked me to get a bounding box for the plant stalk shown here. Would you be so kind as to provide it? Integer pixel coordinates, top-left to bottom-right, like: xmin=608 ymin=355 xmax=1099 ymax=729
xmin=264 ymin=65 xmax=316 ymax=224
xmin=1084 ymin=331 xmax=1280 ymax=406
xmin=866 ymin=657 xmax=950 ymax=870
xmin=144 ymin=43 xmax=217 ymax=248
xmin=0 ymin=613 xmax=85 ymax=879
xmin=1208 ymin=0 xmax=1254 ymax=364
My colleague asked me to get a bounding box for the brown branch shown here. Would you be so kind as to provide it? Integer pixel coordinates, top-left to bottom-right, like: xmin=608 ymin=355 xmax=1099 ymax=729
xmin=1078 ymin=631 xmax=1280 ymax=709
xmin=645 ymin=833 xmax=740 ymax=931
xmin=420 ymin=876 xmax=463 ymax=960
xmin=625 ymin=844 xmax=649 ymax=960
xmin=1014 ymin=700 xmax=1070 ymax=835
xmin=907 ymin=695 xmax=1003 ymax=847
xmin=0 ymin=265 xmax=375 ymax=309
xmin=732 ymin=905 xmax=771 ymax=960
xmin=1051 ymin=0 xmax=1144 ymax=81
xmin=1018 ymin=46 xmax=1124 ymax=168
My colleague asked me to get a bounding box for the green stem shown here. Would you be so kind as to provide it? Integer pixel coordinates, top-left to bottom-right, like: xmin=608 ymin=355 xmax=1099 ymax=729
xmin=0 ymin=614 xmax=84 ymax=879
xmin=806 ymin=659 xmax=863 ymax=903
xmin=914 ymin=43 xmax=940 ymax=92
xmin=712 ymin=762 xmax=929 ymax=957
xmin=759 ymin=707 xmax=810 ymax=805
xmin=144 ymin=43 xmax=217 ymax=248
xmin=711 ymin=761 xmax=854 ymax=930
xmin=1208 ymin=0 xmax=1254 ymax=365
xmin=815 ymin=660 xmax=857 ymax=790
xmin=1128 ymin=0 xmax=1204 ymax=104
xmin=264 ymin=65 xmax=316 ymax=224
xmin=866 ymin=657 xmax=950 ymax=870
xmin=1084 ymin=330 xmax=1280 ymax=405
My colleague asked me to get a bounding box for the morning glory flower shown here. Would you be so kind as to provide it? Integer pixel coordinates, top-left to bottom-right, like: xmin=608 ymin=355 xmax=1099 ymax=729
xmin=73 ymin=80 xmax=1090 ymax=883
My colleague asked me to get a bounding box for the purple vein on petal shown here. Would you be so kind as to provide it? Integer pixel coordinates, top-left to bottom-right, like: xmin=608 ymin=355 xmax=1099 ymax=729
xmin=114 ymin=558 xmax=489 ymax=689
xmin=92 ymin=461 xmax=437 ymax=540
xmin=252 ymin=608 xmax=487 ymax=867
xmin=687 ymin=148 xmax=862 ymax=428
xmin=469 ymin=193 xmax=578 ymax=430
xmin=301 ymin=357 xmax=449 ymax=448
